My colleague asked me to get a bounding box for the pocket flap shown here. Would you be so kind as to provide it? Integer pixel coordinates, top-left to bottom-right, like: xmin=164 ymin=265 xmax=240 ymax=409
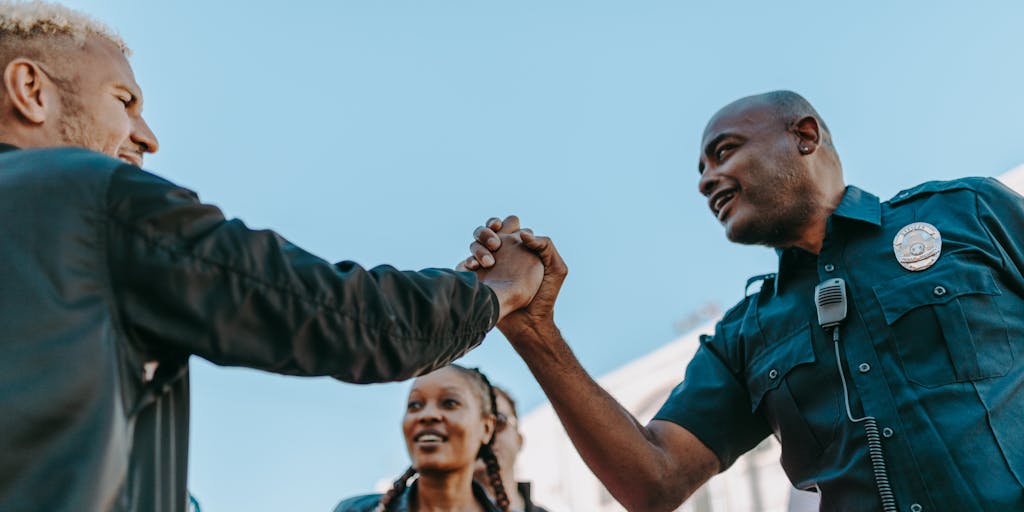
xmin=873 ymin=265 xmax=1000 ymax=325
xmin=747 ymin=323 xmax=814 ymax=412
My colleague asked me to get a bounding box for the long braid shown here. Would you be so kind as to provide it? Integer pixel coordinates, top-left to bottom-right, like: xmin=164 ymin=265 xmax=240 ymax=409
xmin=479 ymin=443 xmax=510 ymax=511
xmin=374 ymin=466 xmax=416 ymax=512
xmin=468 ymin=368 xmax=511 ymax=512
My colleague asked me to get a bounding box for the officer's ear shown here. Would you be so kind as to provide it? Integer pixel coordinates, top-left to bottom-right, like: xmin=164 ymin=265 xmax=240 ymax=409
xmin=3 ymin=58 xmax=54 ymax=125
xmin=792 ymin=115 xmax=821 ymax=156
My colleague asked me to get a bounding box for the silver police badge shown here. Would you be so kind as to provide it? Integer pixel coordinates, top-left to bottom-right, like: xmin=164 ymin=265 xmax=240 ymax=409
xmin=893 ymin=222 xmax=942 ymax=271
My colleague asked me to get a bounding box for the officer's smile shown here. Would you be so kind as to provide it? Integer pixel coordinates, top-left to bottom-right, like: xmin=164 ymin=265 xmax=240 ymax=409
xmin=710 ymin=186 xmax=738 ymax=221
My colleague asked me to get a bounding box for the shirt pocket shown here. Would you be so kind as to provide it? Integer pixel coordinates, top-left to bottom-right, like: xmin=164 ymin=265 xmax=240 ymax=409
xmin=873 ymin=264 xmax=1011 ymax=388
xmin=746 ymin=323 xmax=825 ymax=472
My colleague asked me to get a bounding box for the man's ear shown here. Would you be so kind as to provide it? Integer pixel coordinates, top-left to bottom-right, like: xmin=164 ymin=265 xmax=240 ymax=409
xmin=793 ymin=115 xmax=821 ymax=155
xmin=3 ymin=58 xmax=53 ymax=124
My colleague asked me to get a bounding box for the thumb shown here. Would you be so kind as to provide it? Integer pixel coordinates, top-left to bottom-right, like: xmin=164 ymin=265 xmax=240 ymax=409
xmin=520 ymin=231 xmax=561 ymax=268
xmin=520 ymin=230 xmax=552 ymax=259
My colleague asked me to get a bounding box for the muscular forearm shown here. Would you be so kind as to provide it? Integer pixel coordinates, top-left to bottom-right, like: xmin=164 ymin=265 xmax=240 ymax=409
xmin=505 ymin=323 xmax=709 ymax=511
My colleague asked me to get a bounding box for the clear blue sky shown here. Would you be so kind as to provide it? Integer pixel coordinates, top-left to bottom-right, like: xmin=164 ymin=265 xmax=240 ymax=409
xmin=60 ymin=1 xmax=1024 ymax=510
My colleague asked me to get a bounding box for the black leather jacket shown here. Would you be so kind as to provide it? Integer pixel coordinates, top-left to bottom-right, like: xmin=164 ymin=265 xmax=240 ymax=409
xmin=0 ymin=145 xmax=498 ymax=512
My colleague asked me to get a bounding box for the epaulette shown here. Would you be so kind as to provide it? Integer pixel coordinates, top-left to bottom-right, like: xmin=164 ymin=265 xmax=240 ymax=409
xmin=744 ymin=272 xmax=777 ymax=297
xmin=889 ymin=177 xmax=987 ymax=205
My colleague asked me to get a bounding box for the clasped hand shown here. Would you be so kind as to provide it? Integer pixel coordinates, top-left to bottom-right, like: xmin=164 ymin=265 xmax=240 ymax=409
xmin=457 ymin=216 xmax=567 ymax=338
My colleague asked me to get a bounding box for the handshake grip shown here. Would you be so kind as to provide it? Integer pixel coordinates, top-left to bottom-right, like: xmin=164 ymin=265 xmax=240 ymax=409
xmin=459 ymin=216 xmax=567 ymax=326
xmin=471 ymin=232 xmax=544 ymax=322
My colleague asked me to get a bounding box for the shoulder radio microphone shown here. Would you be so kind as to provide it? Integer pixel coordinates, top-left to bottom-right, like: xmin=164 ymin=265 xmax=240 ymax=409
xmin=814 ymin=278 xmax=848 ymax=331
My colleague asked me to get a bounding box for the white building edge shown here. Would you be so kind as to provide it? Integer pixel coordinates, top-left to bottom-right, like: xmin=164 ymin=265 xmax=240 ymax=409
xmin=517 ymin=167 xmax=1024 ymax=512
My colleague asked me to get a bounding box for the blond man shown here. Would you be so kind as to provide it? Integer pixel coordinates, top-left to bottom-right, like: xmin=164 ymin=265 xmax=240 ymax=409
xmin=0 ymin=3 xmax=544 ymax=511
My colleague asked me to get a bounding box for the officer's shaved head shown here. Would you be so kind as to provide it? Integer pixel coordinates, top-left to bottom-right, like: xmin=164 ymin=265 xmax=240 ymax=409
xmin=704 ymin=90 xmax=835 ymax=152
xmin=697 ymin=90 xmax=846 ymax=251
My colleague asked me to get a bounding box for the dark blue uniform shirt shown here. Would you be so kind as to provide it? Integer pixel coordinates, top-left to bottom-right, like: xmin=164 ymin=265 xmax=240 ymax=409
xmin=655 ymin=178 xmax=1024 ymax=511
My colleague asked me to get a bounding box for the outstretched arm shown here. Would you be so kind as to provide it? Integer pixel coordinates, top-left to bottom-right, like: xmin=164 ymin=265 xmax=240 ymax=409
xmin=515 ymin=323 xmax=720 ymax=511
xmin=105 ymin=166 xmax=543 ymax=383
xmin=467 ymin=218 xmax=720 ymax=511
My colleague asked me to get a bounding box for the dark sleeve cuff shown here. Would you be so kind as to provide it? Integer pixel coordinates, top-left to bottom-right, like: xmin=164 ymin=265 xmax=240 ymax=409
xmin=485 ymin=281 xmax=500 ymax=330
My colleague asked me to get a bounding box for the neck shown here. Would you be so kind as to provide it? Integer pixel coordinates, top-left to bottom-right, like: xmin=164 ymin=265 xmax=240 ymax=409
xmin=790 ymin=216 xmax=829 ymax=255
xmin=416 ymin=468 xmax=483 ymax=512
xmin=499 ymin=468 xmax=525 ymax=511
xmin=0 ymin=127 xmax=63 ymax=151
xmin=474 ymin=467 xmax=521 ymax=511
xmin=789 ymin=178 xmax=846 ymax=255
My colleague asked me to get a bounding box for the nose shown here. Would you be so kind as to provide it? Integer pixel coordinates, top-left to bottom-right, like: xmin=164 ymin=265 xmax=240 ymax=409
xmin=698 ymin=169 xmax=719 ymax=197
xmin=415 ymin=403 xmax=443 ymax=423
xmin=132 ymin=116 xmax=160 ymax=155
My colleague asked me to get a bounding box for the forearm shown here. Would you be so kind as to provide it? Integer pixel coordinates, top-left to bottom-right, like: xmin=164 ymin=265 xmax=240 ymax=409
xmin=106 ymin=165 xmax=498 ymax=382
xmin=506 ymin=323 xmax=701 ymax=511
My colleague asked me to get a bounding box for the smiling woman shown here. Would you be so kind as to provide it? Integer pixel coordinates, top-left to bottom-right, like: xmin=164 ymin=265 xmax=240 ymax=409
xmin=333 ymin=365 xmax=509 ymax=512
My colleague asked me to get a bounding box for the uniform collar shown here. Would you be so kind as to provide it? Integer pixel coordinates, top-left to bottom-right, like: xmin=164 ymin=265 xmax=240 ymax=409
xmin=831 ymin=185 xmax=881 ymax=227
xmin=773 ymin=185 xmax=881 ymax=294
xmin=0 ymin=143 xmax=20 ymax=154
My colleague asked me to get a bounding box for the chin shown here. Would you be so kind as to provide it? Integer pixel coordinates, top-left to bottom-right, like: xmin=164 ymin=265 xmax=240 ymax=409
xmin=413 ymin=459 xmax=465 ymax=475
xmin=723 ymin=219 xmax=753 ymax=245
xmin=724 ymin=221 xmax=771 ymax=247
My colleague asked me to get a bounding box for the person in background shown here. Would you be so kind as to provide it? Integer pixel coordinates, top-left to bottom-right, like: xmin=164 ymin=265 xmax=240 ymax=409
xmin=474 ymin=386 xmax=551 ymax=512
xmin=335 ymin=365 xmax=510 ymax=512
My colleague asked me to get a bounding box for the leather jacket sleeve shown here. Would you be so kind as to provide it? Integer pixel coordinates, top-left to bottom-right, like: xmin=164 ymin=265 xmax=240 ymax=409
xmin=104 ymin=165 xmax=498 ymax=383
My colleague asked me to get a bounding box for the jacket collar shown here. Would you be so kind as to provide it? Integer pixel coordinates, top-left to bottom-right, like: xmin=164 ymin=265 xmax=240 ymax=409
xmin=389 ymin=480 xmax=500 ymax=512
xmin=773 ymin=185 xmax=881 ymax=294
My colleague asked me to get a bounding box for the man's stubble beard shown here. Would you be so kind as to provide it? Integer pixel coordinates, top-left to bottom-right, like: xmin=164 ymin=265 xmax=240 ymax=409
xmin=728 ymin=162 xmax=818 ymax=248
xmin=57 ymin=91 xmax=94 ymax=151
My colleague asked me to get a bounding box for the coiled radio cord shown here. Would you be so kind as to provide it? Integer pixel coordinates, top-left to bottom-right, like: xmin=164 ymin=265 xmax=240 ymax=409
xmin=832 ymin=327 xmax=897 ymax=512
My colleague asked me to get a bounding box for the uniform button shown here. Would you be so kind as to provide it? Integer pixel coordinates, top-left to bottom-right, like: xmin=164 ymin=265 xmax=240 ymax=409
xmin=769 ymin=369 xmax=779 ymax=380
xmin=824 ymin=264 xmax=835 ymax=272
xmin=858 ymin=363 xmax=871 ymax=373
xmin=882 ymin=427 xmax=894 ymax=438
xmin=910 ymin=504 xmax=922 ymax=512
xmin=933 ymin=286 xmax=947 ymax=297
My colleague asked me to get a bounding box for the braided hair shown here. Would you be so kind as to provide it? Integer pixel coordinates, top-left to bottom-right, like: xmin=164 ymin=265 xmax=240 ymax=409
xmin=374 ymin=365 xmax=510 ymax=512
xmin=469 ymin=368 xmax=511 ymax=512
xmin=373 ymin=466 xmax=416 ymax=512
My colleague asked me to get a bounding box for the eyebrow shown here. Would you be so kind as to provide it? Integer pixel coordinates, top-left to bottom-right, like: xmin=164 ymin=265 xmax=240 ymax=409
xmin=698 ymin=132 xmax=737 ymax=174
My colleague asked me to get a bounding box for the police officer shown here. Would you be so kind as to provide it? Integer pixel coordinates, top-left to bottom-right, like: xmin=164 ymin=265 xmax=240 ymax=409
xmin=467 ymin=91 xmax=1024 ymax=511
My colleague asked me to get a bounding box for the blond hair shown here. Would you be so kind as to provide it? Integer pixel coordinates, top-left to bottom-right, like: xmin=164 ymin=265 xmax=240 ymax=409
xmin=0 ymin=1 xmax=129 ymax=57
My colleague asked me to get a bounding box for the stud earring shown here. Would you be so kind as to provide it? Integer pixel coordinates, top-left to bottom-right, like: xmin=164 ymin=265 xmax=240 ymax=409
xmin=799 ymin=145 xmax=811 ymax=154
